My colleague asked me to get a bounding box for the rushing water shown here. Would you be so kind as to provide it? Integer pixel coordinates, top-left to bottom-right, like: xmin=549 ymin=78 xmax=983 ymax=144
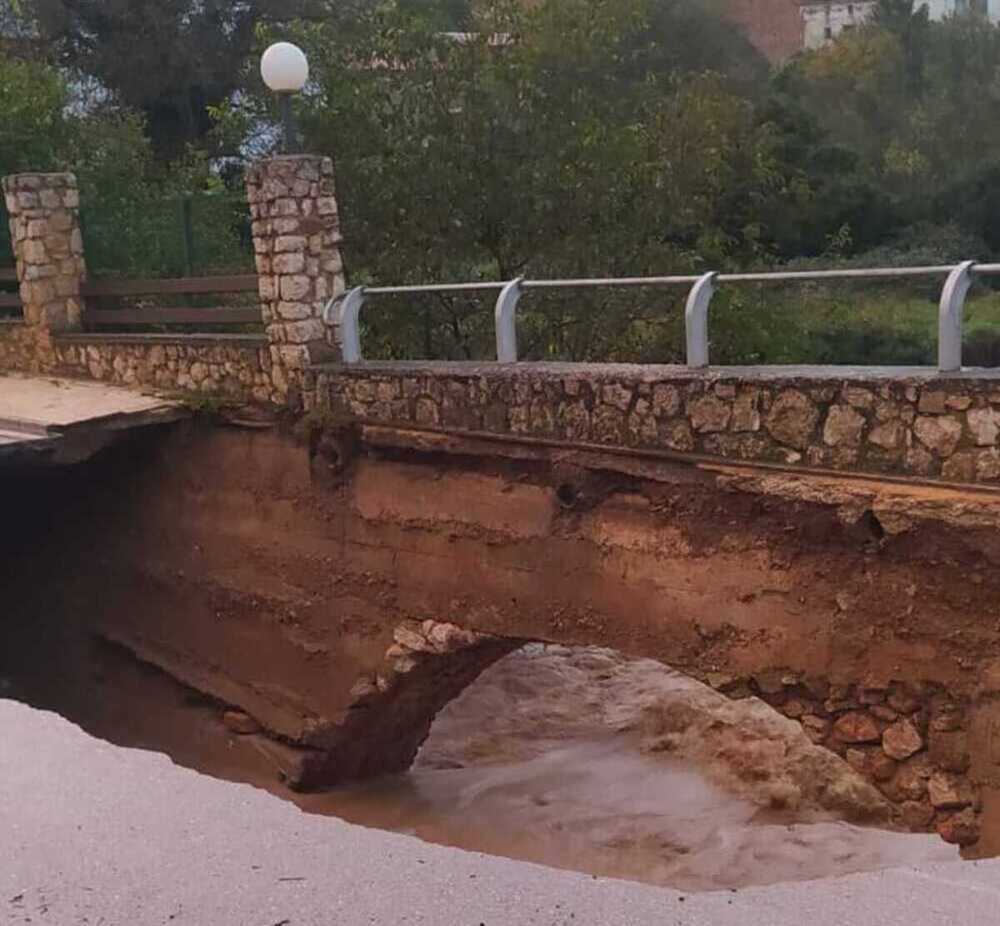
xmin=295 ymin=645 xmax=958 ymax=891
xmin=6 ymin=642 xmax=959 ymax=892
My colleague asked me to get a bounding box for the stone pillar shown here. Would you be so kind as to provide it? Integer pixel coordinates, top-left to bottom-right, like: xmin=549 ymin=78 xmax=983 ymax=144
xmin=3 ymin=172 xmax=85 ymax=335
xmin=245 ymin=155 xmax=345 ymax=404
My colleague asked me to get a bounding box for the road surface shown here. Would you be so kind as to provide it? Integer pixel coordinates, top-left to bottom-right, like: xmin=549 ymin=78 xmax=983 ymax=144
xmin=0 ymin=374 xmax=183 ymax=466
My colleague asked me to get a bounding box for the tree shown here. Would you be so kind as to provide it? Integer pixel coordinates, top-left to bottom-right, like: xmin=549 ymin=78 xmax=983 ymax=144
xmin=17 ymin=0 xmax=321 ymax=159
xmin=268 ymin=0 xmax=795 ymax=361
xmin=0 ymin=55 xmax=67 ymax=176
xmin=0 ymin=50 xmax=247 ymax=274
xmin=399 ymin=0 xmax=472 ymax=28
xmin=873 ymin=0 xmax=930 ymax=94
xmin=0 ymin=54 xmax=65 ymax=260
xmin=778 ymin=11 xmax=1000 ymax=253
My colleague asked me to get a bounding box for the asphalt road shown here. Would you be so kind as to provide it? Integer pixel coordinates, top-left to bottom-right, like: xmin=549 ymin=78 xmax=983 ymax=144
xmin=0 ymin=374 xmax=183 ymax=468
xmin=2 ymin=698 xmax=999 ymax=925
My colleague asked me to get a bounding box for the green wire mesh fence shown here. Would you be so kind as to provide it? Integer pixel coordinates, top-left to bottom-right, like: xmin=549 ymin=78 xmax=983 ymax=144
xmin=79 ymin=191 xmax=254 ymax=279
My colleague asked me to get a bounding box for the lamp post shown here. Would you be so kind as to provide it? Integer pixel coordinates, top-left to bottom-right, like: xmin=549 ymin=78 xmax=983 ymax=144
xmin=260 ymin=42 xmax=309 ymax=154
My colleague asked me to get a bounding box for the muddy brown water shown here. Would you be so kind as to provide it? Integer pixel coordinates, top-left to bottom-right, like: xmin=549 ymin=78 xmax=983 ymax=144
xmin=5 ymin=643 xmax=957 ymax=893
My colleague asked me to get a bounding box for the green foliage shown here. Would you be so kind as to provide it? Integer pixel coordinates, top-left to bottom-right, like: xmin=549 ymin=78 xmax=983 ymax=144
xmin=780 ymin=11 xmax=1000 ymax=256
xmin=0 ymin=55 xmax=67 ymax=262
xmin=0 ymin=53 xmax=250 ymax=276
xmin=0 ymin=56 xmax=67 ymax=175
xmin=71 ymin=114 xmax=251 ymax=277
xmin=79 ymin=190 xmax=252 ymax=278
xmin=18 ymin=0 xmax=321 ymax=158
xmin=237 ymin=0 xmax=1000 ymax=363
xmin=873 ymin=0 xmax=930 ymax=93
xmin=11 ymin=0 xmax=1000 ymax=363
xmin=283 ymin=0 xmax=788 ymax=359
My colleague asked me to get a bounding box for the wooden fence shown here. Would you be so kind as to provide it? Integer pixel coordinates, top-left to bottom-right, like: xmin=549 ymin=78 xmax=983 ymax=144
xmin=0 ymin=270 xmax=262 ymax=328
xmin=81 ymin=274 xmax=261 ymax=329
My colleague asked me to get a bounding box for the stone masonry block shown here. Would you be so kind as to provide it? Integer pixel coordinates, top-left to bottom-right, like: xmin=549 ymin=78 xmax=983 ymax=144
xmin=4 ymin=170 xmax=85 ymax=336
xmin=246 ymin=154 xmax=346 ymax=380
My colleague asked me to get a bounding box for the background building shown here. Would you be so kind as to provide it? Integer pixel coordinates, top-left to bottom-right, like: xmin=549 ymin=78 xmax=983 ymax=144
xmin=722 ymin=0 xmax=806 ymax=60
xmin=724 ymin=0 xmax=1000 ymax=61
xmin=800 ymin=2 xmax=875 ymax=51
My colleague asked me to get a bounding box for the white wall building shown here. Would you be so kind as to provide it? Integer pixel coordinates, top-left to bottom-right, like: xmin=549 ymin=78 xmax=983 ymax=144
xmin=801 ymin=1 xmax=874 ymax=49
xmin=801 ymin=0 xmax=1000 ymax=51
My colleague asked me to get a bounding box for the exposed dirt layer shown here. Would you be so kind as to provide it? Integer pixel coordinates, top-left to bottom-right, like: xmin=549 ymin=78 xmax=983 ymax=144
xmin=4 ymin=420 xmax=1000 ymax=852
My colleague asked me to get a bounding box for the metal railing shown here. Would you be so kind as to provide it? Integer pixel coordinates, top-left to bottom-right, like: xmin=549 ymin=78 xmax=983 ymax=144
xmin=323 ymin=261 xmax=1000 ymax=372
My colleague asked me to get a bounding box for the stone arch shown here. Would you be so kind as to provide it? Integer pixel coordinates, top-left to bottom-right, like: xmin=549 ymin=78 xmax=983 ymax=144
xmin=289 ymin=620 xmax=522 ymax=791
xmin=284 ymin=623 xmax=982 ymax=850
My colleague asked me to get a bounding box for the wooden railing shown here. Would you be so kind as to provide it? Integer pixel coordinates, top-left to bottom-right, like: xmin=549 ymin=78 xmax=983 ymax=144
xmin=0 ymin=267 xmax=21 ymax=316
xmin=81 ymin=274 xmax=261 ymax=328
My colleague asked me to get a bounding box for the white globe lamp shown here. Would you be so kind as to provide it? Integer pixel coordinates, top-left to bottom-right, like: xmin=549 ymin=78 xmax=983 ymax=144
xmin=261 ymin=42 xmax=309 ymax=153
xmin=261 ymin=42 xmax=309 ymax=92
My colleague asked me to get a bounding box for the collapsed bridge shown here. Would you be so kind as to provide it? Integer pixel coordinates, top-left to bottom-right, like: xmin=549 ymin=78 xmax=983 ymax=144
xmin=5 ymin=159 xmax=1000 ymax=856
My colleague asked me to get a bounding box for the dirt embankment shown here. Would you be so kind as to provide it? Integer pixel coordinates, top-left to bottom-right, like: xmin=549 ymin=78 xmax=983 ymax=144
xmin=4 ymin=420 xmax=1000 ymax=852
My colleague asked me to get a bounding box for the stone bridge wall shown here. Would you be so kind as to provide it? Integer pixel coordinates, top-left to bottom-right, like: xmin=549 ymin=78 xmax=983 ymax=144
xmin=315 ymin=362 xmax=1000 ymax=486
xmin=0 ymin=323 xmax=281 ymax=403
xmin=2 ymin=157 xmax=343 ymax=407
xmin=742 ymin=673 xmax=978 ymax=843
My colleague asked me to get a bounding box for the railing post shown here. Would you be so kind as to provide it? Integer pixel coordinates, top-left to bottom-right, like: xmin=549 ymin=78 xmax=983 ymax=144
xmin=938 ymin=260 xmax=976 ymax=373
xmin=685 ymin=271 xmax=717 ymax=368
xmin=327 ymin=286 xmax=366 ymax=363
xmin=495 ymin=277 xmax=523 ymax=363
